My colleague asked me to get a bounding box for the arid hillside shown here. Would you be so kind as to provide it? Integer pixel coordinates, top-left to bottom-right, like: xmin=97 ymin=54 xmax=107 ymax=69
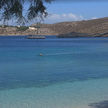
xmin=0 ymin=17 xmax=108 ymax=37
xmin=33 ymin=17 xmax=108 ymax=37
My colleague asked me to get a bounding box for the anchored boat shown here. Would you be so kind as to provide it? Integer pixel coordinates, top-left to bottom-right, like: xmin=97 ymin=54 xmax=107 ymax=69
xmin=27 ymin=35 xmax=46 ymax=39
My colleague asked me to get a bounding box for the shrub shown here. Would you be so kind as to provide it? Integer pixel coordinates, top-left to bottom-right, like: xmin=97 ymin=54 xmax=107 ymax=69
xmin=17 ymin=26 xmax=28 ymax=31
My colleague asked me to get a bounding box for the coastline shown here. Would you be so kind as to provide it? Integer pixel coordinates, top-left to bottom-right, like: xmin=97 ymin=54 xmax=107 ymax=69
xmin=0 ymin=35 xmax=108 ymax=39
xmin=1 ymin=17 xmax=108 ymax=38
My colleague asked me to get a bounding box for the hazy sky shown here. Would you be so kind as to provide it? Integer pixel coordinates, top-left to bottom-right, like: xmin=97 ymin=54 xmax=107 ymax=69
xmin=44 ymin=1 xmax=108 ymax=23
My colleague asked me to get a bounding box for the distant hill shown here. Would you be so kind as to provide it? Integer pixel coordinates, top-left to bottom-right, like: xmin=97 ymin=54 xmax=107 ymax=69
xmin=32 ymin=17 xmax=108 ymax=37
xmin=0 ymin=17 xmax=108 ymax=37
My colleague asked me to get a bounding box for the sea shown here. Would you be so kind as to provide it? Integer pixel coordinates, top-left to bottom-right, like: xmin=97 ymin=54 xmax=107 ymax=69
xmin=0 ymin=36 xmax=108 ymax=108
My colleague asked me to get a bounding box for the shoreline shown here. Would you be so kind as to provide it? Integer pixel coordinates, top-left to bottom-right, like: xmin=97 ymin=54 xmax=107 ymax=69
xmin=0 ymin=35 xmax=108 ymax=39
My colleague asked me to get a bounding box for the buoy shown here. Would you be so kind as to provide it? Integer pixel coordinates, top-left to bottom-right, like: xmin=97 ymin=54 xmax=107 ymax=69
xmin=39 ymin=53 xmax=43 ymax=56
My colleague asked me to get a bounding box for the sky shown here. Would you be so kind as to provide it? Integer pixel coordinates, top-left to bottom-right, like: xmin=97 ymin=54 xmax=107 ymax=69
xmin=0 ymin=1 xmax=108 ymax=25
xmin=43 ymin=1 xmax=108 ymax=23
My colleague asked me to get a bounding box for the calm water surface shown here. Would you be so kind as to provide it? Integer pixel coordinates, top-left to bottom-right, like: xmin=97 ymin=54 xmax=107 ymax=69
xmin=0 ymin=36 xmax=108 ymax=108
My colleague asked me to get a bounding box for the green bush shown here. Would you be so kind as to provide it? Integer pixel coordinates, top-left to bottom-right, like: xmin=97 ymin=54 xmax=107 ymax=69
xmin=17 ymin=26 xmax=28 ymax=31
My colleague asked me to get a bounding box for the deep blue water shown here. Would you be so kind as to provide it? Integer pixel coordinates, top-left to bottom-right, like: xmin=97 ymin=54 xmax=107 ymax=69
xmin=1 ymin=36 xmax=108 ymax=108
xmin=0 ymin=36 xmax=108 ymax=90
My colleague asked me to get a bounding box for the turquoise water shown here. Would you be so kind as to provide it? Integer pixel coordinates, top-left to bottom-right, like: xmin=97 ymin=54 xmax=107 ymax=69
xmin=0 ymin=36 xmax=108 ymax=108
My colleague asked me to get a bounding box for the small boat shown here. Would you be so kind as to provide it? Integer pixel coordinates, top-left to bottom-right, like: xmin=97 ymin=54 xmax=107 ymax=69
xmin=27 ymin=35 xmax=46 ymax=39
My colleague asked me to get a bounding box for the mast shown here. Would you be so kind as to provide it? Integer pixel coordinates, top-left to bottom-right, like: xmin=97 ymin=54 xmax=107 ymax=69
xmin=36 ymin=22 xmax=40 ymax=35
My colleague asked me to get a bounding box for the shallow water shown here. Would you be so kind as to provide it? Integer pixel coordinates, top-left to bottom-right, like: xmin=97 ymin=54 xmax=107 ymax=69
xmin=0 ymin=36 xmax=108 ymax=108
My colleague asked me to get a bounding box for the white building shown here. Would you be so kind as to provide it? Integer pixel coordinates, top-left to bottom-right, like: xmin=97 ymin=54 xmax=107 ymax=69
xmin=29 ymin=27 xmax=37 ymax=30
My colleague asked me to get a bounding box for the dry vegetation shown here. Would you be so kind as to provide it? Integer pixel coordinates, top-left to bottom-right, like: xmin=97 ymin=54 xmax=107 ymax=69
xmin=0 ymin=17 xmax=108 ymax=37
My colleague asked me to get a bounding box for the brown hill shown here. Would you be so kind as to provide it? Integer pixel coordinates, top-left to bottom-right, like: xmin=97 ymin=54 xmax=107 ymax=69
xmin=33 ymin=17 xmax=108 ymax=37
xmin=0 ymin=17 xmax=108 ymax=37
